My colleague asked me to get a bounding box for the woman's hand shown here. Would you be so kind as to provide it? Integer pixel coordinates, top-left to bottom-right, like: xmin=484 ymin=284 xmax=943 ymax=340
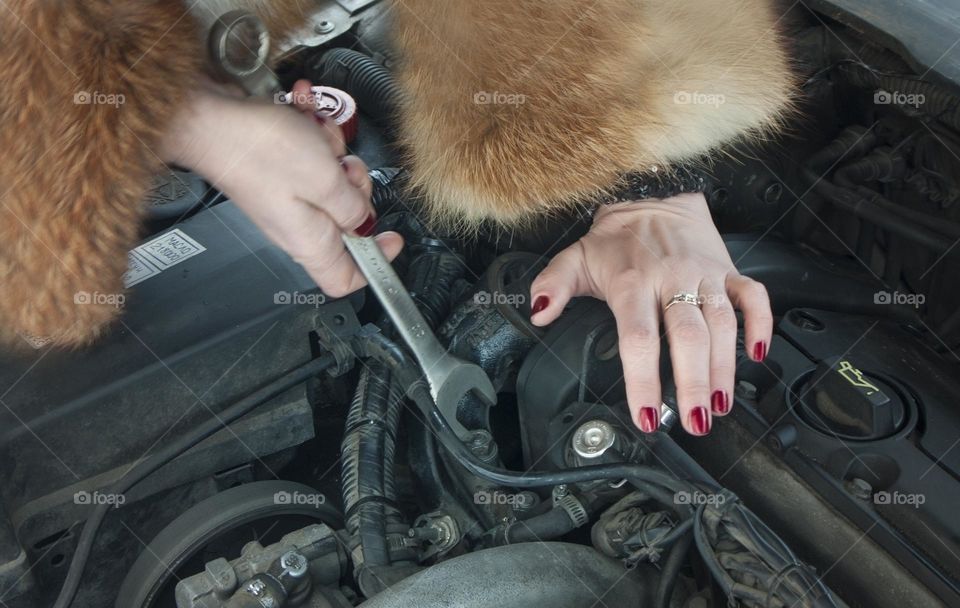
xmin=529 ymin=193 xmax=772 ymax=436
xmin=160 ymin=81 xmax=403 ymax=298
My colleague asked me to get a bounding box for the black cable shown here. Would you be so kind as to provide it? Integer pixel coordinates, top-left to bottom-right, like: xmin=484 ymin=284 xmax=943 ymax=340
xmin=803 ymin=168 xmax=954 ymax=252
xmin=655 ymin=529 xmax=693 ymax=608
xmin=504 ymin=506 xmax=579 ymax=544
xmin=363 ymin=331 xmax=694 ymax=495
xmin=362 ymin=332 xmax=845 ymax=607
xmin=53 ymin=354 xmax=337 ymax=608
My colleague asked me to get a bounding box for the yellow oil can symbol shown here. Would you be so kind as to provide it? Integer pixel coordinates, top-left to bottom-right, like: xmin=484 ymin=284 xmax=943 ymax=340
xmin=837 ymin=360 xmax=880 ymax=396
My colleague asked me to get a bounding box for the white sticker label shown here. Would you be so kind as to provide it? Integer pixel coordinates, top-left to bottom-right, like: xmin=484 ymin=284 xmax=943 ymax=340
xmin=123 ymin=229 xmax=206 ymax=288
xmin=123 ymin=251 xmax=160 ymax=288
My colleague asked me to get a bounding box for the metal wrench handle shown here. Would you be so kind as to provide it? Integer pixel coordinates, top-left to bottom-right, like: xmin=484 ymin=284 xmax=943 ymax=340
xmin=342 ymin=234 xmax=496 ymax=410
xmin=343 ymin=234 xmax=448 ymax=367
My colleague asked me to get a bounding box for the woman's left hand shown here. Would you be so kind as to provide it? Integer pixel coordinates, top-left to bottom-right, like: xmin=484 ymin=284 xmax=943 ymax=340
xmin=529 ymin=193 xmax=772 ymax=436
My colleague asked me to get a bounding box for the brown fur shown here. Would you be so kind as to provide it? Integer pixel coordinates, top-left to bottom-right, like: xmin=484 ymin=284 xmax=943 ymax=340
xmin=0 ymin=0 xmax=204 ymax=348
xmin=390 ymin=0 xmax=798 ymax=230
xmin=0 ymin=0 xmax=316 ymax=348
xmin=0 ymin=0 xmax=795 ymax=347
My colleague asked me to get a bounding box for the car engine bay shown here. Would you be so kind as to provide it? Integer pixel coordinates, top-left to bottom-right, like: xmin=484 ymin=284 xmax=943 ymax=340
xmin=2 ymin=1 xmax=960 ymax=607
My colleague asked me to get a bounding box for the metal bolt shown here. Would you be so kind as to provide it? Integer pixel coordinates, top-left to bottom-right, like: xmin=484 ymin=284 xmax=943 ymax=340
xmin=246 ymin=579 xmax=267 ymax=596
xmin=280 ymin=551 xmax=308 ymax=578
xmin=514 ymin=491 xmax=539 ymax=513
xmin=467 ymin=430 xmax=498 ymax=463
xmin=552 ymin=484 xmax=569 ymax=506
xmin=314 ymin=20 xmax=335 ymax=34
xmin=572 ymin=420 xmax=616 ymax=459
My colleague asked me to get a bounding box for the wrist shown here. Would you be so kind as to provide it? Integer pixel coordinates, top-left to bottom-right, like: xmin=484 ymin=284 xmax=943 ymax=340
xmin=159 ymin=83 xmax=237 ymax=171
xmin=591 ymin=192 xmax=708 ymax=223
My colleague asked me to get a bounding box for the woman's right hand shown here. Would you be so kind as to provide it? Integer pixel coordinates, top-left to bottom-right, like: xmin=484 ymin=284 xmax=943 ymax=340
xmin=160 ymin=82 xmax=404 ymax=298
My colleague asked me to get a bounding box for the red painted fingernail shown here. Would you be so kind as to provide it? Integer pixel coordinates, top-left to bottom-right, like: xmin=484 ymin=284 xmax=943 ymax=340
xmin=689 ymin=406 xmax=711 ymax=436
xmin=711 ymin=390 xmax=730 ymax=415
xmin=638 ymin=406 xmax=660 ymax=434
xmin=354 ymin=214 xmax=377 ymax=237
xmin=531 ymin=295 xmax=550 ymax=315
xmin=753 ymin=341 xmax=768 ymax=362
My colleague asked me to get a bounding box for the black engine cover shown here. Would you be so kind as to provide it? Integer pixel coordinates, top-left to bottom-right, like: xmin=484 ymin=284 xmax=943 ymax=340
xmin=0 ymin=202 xmax=358 ymax=605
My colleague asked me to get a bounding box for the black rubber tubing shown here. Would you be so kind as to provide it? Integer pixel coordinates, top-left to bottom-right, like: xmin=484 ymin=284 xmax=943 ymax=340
xmin=362 ymin=332 xmax=696 ymax=500
xmin=314 ymin=48 xmax=402 ymax=124
xmin=53 ymin=354 xmax=337 ymax=608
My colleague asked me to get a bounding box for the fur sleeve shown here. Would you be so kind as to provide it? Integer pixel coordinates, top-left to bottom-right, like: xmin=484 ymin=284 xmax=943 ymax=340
xmin=0 ymin=0 xmax=204 ymax=347
xmin=0 ymin=0 xmax=323 ymax=348
xmin=391 ymin=0 xmax=797 ymax=230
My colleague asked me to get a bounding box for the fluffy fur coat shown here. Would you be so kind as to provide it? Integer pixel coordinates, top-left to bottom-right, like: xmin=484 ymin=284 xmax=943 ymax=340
xmin=0 ymin=0 xmax=794 ymax=346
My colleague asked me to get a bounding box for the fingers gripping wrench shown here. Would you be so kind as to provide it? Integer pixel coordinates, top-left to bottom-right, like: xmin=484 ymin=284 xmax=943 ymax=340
xmin=343 ymin=235 xmax=497 ymax=437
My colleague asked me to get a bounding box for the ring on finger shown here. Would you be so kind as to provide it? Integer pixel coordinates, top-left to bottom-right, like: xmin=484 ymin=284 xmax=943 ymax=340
xmin=664 ymin=292 xmax=703 ymax=311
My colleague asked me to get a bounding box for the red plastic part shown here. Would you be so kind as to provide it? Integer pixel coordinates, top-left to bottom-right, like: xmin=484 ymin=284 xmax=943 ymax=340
xmin=311 ymin=86 xmax=359 ymax=144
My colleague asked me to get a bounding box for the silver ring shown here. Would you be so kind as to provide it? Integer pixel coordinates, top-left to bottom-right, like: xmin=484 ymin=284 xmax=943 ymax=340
xmin=664 ymin=292 xmax=703 ymax=311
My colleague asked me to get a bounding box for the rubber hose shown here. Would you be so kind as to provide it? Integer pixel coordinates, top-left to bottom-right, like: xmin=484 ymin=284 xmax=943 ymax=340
xmin=832 ymin=155 xmax=960 ymax=239
xmin=341 ymin=245 xmax=466 ymax=573
xmin=655 ymin=531 xmax=693 ymax=608
xmin=341 ymin=360 xmax=404 ymax=568
xmin=838 ymin=64 xmax=960 ymax=131
xmin=53 ymin=355 xmax=337 ymax=608
xmin=804 ymin=169 xmax=954 ymax=251
xmin=806 ymin=125 xmax=877 ymax=173
xmin=504 ymin=507 xmax=579 ymax=544
xmin=361 ymin=331 xmax=695 ymax=501
xmin=314 ymin=48 xmax=401 ymax=124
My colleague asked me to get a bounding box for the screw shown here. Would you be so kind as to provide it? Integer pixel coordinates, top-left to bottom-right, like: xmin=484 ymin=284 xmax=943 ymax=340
xmin=314 ymin=20 xmax=335 ymax=34
xmin=467 ymin=430 xmax=498 ymax=463
xmin=280 ymin=551 xmax=308 ymax=578
xmin=246 ymin=579 xmax=267 ymax=596
xmin=514 ymin=491 xmax=539 ymax=513
xmin=552 ymin=484 xmax=570 ymax=506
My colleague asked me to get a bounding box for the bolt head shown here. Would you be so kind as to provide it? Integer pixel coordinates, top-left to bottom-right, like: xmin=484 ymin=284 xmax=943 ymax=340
xmin=314 ymin=20 xmax=335 ymax=34
xmin=280 ymin=551 xmax=309 ymax=578
xmin=572 ymin=420 xmax=616 ymax=459
xmin=246 ymin=579 xmax=267 ymax=596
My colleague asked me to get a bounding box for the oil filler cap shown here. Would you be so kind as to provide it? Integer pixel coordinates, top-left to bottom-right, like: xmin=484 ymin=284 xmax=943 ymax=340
xmin=312 ymin=85 xmax=359 ymax=144
xmin=798 ymin=357 xmax=904 ymax=440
